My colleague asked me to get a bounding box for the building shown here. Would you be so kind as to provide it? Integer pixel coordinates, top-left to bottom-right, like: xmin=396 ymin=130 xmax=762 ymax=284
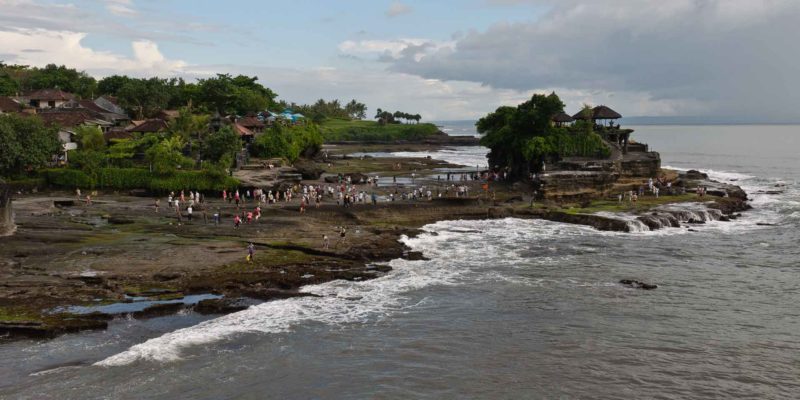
xmin=25 ymin=89 xmax=75 ymax=109
xmin=0 ymin=96 xmax=23 ymax=114
xmin=126 ymin=119 xmax=169 ymax=134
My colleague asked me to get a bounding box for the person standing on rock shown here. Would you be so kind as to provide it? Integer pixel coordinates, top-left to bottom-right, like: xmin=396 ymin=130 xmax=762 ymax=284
xmin=187 ymin=205 xmax=193 ymax=221
xmin=335 ymin=226 xmax=347 ymax=248
xmin=322 ymin=234 xmax=330 ymax=250
xmin=247 ymin=243 xmax=255 ymax=262
xmin=154 ymin=198 xmax=160 ymax=213
xmin=234 ymin=214 xmax=241 ymax=229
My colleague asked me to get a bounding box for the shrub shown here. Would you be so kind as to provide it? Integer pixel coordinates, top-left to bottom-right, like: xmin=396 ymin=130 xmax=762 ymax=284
xmin=42 ymin=167 xmax=239 ymax=192
xmin=42 ymin=168 xmax=94 ymax=188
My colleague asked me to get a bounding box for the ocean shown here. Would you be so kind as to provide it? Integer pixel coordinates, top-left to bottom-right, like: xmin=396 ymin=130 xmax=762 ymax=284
xmin=1 ymin=124 xmax=799 ymax=399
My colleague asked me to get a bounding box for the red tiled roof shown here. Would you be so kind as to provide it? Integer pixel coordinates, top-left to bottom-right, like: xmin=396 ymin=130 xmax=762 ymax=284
xmin=26 ymin=88 xmax=75 ymax=101
xmin=127 ymin=118 xmax=168 ymax=133
xmin=234 ymin=123 xmax=254 ymax=136
xmin=238 ymin=115 xmax=264 ymax=129
xmin=36 ymin=110 xmax=94 ymax=128
xmin=0 ymin=96 xmax=22 ymax=113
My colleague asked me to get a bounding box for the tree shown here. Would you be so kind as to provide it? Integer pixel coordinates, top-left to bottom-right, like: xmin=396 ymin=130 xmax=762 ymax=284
xmin=202 ymin=125 xmax=241 ymax=163
xmin=117 ymin=78 xmax=171 ymax=119
xmin=197 ymin=74 xmax=275 ymax=115
xmin=477 ymin=93 xmax=566 ymax=178
xmin=24 ymin=64 xmax=97 ymax=98
xmin=74 ymin=125 xmax=106 ymax=152
xmin=168 ymin=108 xmax=209 ymax=141
xmin=97 ymin=75 xmax=132 ymax=96
xmin=145 ymin=136 xmax=191 ymax=175
xmin=0 ymin=114 xmax=60 ymax=176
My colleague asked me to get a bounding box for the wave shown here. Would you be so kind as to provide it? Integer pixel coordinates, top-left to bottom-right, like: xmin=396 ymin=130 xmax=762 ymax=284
xmin=95 ymin=219 xmax=596 ymax=366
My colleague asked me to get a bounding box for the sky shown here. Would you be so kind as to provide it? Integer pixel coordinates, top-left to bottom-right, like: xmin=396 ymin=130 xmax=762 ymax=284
xmin=1 ymin=0 xmax=799 ymax=121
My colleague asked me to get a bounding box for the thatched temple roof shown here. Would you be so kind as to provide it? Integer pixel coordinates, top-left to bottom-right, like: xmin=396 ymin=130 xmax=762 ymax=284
xmin=551 ymin=112 xmax=575 ymax=123
xmin=572 ymin=105 xmax=622 ymax=120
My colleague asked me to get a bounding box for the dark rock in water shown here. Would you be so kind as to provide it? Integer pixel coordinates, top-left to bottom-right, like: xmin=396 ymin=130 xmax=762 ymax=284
xmin=131 ymin=302 xmax=185 ymax=319
xmin=403 ymin=251 xmax=429 ymax=261
xmin=194 ymin=298 xmax=249 ymax=315
xmin=756 ymin=222 xmax=778 ymax=226
xmin=620 ymin=279 xmax=658 ymax=290
xmin=685 ymin=170 xmax=709 ymax=179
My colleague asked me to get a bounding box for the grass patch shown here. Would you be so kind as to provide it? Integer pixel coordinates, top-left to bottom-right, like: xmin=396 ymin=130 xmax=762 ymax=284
xmin=319 ymin=118 xmax=440 ymax=142
xmin=0 ymin=306 xmax=42 ymax=323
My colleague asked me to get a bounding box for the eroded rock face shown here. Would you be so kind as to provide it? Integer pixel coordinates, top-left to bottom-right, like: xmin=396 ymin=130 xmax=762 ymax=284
xmin=0 ymin=179 xmax=15 ymax=236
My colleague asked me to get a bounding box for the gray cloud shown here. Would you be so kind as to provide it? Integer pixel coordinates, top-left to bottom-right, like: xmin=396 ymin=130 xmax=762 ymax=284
xmin=386 ymin=2 xmax=412 ymax=18
xmin=386 ymin=0 xmax=800 ymax=119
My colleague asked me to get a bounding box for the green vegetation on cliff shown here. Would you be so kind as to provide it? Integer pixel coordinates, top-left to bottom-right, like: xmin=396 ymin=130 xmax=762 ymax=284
xmin=319 ymin=118 xmax=440 ymax=142
xmin=251 ymin=123 xmax=323 ymax=161
xmin=477 ymin=93 xmax=610 ymax=179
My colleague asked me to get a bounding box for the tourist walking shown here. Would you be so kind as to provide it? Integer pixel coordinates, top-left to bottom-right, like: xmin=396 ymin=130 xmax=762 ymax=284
xmin=247 ymin=243 xmax=255 ymax=262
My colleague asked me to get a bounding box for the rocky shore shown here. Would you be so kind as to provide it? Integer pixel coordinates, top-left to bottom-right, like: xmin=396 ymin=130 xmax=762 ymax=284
xmin=0 ymin=150 xmax=750 ymax=340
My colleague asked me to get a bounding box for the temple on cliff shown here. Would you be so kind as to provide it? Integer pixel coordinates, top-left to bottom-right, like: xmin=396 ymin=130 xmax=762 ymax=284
xmin=538 ymin=105 xmax=661 ymax=200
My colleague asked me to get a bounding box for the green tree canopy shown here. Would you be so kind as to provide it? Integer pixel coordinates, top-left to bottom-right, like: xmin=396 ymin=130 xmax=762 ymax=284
xmin=0 ymin=114 xmax=61 ymax=176
xmin=477 ymin=93 xmax=610 ymax=179
xmin=202 ymin=125 xmax=241 ymax=163
xmin=74 ymin=125 xmax=106 ymax=152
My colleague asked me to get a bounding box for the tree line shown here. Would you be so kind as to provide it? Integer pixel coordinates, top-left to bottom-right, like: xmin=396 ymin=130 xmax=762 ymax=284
xmin=374 ymin=109 xmax=421 ymax=125
xmin=1 ymin=63 xmax=278 ymax=119
xmin=276 ymin=99 xmax=367 ymax=122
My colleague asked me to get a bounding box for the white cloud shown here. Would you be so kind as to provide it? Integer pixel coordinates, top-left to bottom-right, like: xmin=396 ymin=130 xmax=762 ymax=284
xmin=104 ymin=0 xmax=137 ymax=16
xmin=386 ymin=2 xmax=412 ymax=17
xmin=0 ymin=28 xmax=187 ymax=77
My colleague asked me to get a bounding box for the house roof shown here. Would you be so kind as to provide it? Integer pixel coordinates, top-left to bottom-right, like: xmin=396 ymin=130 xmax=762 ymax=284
xmin=104 ymin=129 xmax=134 ymax=141
xmin=37 ymin=110 xmax=94 ymax=128
xmin=127 ymin=118 xmax=168 ymax=133
xmin=238 ymin=115 xmax=264 ymax=129
xmin=0 ymin=96 xmax=22 ymax=113
xmin=27 ymin=88 xmax=75 ymax=102
xmin=233 ymin=123 xmax=254 ymax=136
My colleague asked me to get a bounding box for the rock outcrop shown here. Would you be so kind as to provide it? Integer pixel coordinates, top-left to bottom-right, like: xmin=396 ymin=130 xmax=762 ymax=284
xmin=0 ymin=178 xmax=14 ymax=236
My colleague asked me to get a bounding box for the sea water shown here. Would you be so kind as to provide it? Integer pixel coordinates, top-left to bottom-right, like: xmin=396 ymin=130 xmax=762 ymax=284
xmin=1 ymin=124 xmax=799 ymax=399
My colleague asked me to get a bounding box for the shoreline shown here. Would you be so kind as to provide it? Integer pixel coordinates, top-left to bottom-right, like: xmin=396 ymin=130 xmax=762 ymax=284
xmin=0 ymin=148 xmax=751 ymax=340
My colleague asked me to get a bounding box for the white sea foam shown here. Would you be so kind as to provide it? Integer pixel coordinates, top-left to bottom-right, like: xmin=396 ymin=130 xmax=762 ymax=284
xmin=97 ymin=218 xmax=582 ymax=366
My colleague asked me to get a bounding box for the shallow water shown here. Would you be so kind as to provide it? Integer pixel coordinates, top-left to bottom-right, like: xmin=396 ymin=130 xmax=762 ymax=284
xmin=1 ymin=124 xmax=799 ymax=399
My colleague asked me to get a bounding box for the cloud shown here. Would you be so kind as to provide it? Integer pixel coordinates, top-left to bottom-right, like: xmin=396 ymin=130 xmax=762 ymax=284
xmin=384 ymin=0 xmax=800 ymax=118
xmin=0 ymin=28 xmax=187 ymax=77
xmin=0 ymin=0 xmax=222 ymax=45
xmin=104 ymin=0 xmax=137 ymax=16
xmin=386 ymin=2 xmax=412 ymax=17
xmin=339 ymin=38 xmax=454 ymax=62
